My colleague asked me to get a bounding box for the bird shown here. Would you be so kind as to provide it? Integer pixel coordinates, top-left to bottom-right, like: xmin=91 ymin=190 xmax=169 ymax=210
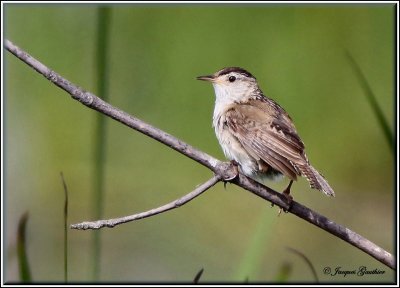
xmin=197 ymin=67 xmax=335 ymax=199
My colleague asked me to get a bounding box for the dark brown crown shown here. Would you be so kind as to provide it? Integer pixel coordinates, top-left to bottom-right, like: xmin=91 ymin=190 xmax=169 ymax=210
xmin=217 ymin=67 xmax=256 ymax=79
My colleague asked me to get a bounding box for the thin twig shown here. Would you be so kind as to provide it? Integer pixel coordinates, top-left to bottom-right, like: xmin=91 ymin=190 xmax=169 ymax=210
xmin=5 ymin=39 xmax=395 ymax=270
xmin=70 ymin=175 xmax=221 ymax=230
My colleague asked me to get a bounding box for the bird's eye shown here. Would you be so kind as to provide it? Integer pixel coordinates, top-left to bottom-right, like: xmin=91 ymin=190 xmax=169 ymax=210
xmin=228 ymin=76 xmax=236 ymax=82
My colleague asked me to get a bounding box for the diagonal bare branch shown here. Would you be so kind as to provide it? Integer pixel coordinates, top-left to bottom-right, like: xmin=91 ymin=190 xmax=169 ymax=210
xmin=5 ymin=39 xmax=395 ymax=270
xmin=71 ymin=175 xmax=221 ymax=230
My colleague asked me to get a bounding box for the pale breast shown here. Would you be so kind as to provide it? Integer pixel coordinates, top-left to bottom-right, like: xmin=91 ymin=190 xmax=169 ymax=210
xmin=213 ymin=112 xmax=259 ymax=177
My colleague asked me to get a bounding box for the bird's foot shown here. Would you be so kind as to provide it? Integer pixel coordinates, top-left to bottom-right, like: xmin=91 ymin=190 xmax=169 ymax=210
xmin=223 ymin=160 xmax=240 ymax=189
xmin=277 ymin=194 xmax=293 ymax=216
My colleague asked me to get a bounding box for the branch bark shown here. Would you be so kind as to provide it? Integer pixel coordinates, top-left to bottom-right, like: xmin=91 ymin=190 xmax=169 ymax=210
xmin=5 ymin=39 xmax=395 ymax=270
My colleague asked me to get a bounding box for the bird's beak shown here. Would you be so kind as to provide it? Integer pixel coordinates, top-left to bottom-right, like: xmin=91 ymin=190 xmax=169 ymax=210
xmin=196 ymin=74 xmax=215 ymax=82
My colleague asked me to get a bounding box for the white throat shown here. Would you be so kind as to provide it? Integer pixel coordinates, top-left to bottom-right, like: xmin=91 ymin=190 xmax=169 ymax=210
xmin=211 ymin=82 xmax=254 ymax=125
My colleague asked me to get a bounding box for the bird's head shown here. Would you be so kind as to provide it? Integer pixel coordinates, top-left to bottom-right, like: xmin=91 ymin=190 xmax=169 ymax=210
xmin=197 ymin=67 xmax=259 ymax=103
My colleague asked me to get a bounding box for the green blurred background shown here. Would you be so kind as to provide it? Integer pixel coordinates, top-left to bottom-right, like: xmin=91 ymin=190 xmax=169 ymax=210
xmin=4 ymin=3 xmax=395 ymax=283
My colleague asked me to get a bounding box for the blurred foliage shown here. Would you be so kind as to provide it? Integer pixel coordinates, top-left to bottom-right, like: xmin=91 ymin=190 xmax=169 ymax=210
xmin=60 ymin=172 xmax=69 ymax=282
xmin=17 ymin=212 xmax=31 ymax=282
xmin=286 ymin=247 xmax=319 ymax=282
xmin=4 ymin=4 xmax=395 ymax=283
xmin=235 ymin=207 xmax=275 ymax=281
xmin=274 ymin=262 xmax=292 ymax=283
xmin=193 ymin=267 xmax=204 ymax=283
xmin=92 ymin=6 xmax=112 ymax=280
xmin=345 ymin=50 xmax=394 ymax=151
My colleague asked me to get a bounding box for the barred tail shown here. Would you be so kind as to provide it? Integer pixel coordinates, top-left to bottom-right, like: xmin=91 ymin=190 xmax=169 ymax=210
xmin=297 ymin=164 xmax=335 ymax=197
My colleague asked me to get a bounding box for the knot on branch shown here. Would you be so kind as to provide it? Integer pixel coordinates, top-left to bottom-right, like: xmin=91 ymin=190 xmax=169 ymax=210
xmin=70 ymin=89 xmax=94 ymax=106
xmin=71 ymin=220 xmax=114 ymax=230
xmin=47 ymin=70 xmax=59 ymax=83
xmin=215 ymin=161 xmax=239 ymax=182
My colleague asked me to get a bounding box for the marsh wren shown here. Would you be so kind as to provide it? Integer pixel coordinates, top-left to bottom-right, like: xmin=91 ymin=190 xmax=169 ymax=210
xmin=197 ymin=67 xmax=335 ymax=197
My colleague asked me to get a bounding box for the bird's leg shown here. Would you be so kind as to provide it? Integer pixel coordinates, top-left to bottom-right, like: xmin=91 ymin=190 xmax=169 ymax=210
xmin=283 ymin=180 xmax=293 ymax=198
xmin=278 ymin=180 xmax=294 ymax=215
xmin=223 ymin=160 xmax=240 ymax=189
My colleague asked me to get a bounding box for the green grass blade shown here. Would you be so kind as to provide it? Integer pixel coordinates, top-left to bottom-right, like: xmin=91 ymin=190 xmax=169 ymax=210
xmin=92 ymin=6 xmax=112 ymax=281
xmin=286 ymin=247 xmax=318 ymax=282
xmin=17 ymin=212 xmax=32 ymax=282
xmin=274 ymin=262 xmax=292 ymax=282
xmin=193 ymin=268 xmax=204 ymax=283
xmin=235 ymin=207 xmax=275 ymax=281
xmin=345 ymin=51 xmax=394 ymax=151
xmin=60 ymin=172 xmax=69 ymax=282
